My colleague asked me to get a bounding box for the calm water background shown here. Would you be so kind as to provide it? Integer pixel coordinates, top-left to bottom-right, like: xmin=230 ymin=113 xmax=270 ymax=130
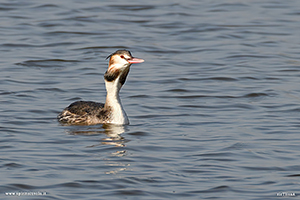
xmin=1 ymin=0 xmax=300 ymax=199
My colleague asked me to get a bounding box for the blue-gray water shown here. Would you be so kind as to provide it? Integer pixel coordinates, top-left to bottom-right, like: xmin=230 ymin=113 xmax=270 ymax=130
xmin=1 ymin=0 xmax=300 ymax=199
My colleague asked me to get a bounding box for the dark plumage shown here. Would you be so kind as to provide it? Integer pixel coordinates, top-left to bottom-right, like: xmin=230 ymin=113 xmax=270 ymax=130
xmin=57 ymin=101 xmax=107 ymax=125
xmin=65 ymin=101 xmax=104 ymax=116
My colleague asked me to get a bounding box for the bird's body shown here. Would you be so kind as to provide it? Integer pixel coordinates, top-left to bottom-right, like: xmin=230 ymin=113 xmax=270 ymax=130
xmin=57 ymin=50 xmax=144 ymax=125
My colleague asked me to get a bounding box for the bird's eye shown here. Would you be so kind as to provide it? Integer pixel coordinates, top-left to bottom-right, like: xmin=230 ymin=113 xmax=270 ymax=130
xmin=120 ymin=55 xmax=125 ymax=59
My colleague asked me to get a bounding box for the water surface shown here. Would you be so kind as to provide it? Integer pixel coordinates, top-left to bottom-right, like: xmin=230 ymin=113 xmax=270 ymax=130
xmin=1 ymin=0 xmax=300 ymax=199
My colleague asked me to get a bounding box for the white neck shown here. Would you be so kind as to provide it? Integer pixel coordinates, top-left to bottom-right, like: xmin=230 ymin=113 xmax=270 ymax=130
xmin=104 ymin=78 xmax=129 ymax=125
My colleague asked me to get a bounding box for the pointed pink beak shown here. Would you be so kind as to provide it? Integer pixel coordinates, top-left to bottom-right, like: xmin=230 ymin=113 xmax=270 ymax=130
xmin=127 ymin=57 xmax=145 ymax=64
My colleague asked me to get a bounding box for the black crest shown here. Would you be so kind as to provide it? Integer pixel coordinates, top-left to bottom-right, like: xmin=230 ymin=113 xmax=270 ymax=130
xmin=106 ymin=50 xmax=132 ymax=60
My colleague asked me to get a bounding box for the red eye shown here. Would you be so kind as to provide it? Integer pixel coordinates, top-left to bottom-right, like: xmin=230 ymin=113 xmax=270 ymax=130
xmin=120 ymin=55 xmax=125 ymax=59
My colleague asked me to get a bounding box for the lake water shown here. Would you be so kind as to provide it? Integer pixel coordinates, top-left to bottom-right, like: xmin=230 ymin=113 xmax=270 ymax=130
xmin=1 ymin=0 xmax=300 ymax=199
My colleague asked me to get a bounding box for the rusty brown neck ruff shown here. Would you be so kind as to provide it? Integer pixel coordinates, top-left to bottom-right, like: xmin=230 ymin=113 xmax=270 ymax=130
xmin=102 ymin=60 xmax=131 ymax=125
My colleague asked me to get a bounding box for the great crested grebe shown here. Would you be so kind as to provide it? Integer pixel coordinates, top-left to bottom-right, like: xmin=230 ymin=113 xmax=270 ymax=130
xmin=57 ymin=50 xmax=144 ymax=125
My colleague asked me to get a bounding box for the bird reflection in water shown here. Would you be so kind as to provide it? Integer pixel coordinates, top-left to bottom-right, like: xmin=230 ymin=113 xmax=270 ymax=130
xmin=100 ymin=124 xmax=127 ymax=147
xmin=65 ymin=124 xmax=129 ymax=174
xmin=66 ymin=124 xmax=128 ymax=147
